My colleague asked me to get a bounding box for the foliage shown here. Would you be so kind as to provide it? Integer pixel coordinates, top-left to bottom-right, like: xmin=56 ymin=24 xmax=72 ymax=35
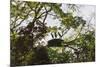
xmin=10 ymin=0 xmax=95 ymax=66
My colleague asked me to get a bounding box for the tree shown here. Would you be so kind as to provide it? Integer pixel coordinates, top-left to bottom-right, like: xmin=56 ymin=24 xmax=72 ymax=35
xmin=10 ymin=0 xmax=95 ymax=66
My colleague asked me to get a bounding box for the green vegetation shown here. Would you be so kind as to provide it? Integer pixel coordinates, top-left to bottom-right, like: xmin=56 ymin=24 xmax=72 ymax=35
xmin=10 ymin=0 xmax=95 ymax=66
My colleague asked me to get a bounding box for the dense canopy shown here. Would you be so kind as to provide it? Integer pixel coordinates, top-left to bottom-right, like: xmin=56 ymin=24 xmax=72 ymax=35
xmin=10 ymin=0 xmax=95 ymax=66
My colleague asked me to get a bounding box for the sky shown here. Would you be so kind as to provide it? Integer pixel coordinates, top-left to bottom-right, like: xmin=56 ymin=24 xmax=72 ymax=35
xmin=44 ymin=3 xmax=95 ymax=42
xmin=13 ymin=2 xmax=96 ymax=43
xmin=46 ymin=4 xmax=95 ymax=27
